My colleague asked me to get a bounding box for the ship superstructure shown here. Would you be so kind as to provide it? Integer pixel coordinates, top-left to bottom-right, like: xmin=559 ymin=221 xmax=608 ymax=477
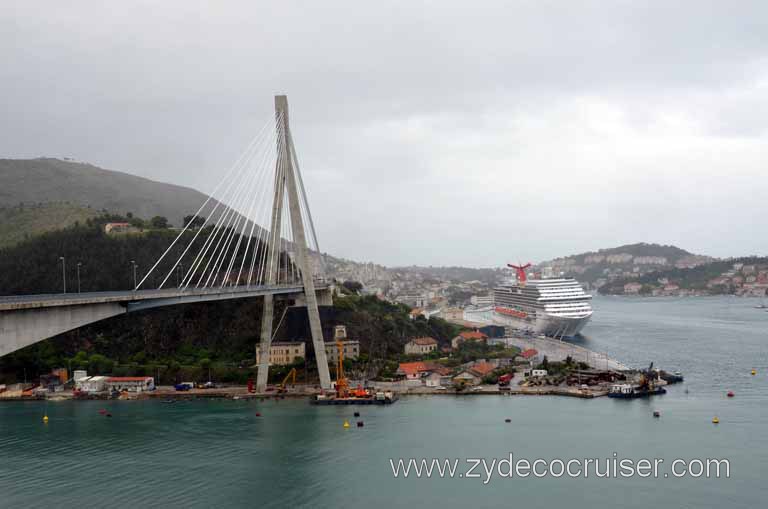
xmin=492 ymin=263 xmax=593 ymax=337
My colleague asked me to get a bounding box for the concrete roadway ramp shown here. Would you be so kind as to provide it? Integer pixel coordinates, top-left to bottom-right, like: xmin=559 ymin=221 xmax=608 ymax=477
xmin=0 ymin=301 xmax=126 ymax=357
xmin=0 ymin=284 xmax=319 ymax=358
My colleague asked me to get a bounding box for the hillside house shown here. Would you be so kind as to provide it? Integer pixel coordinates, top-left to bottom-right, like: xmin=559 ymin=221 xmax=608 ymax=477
xmin=404 ymin=337 xmax=438 ymax=355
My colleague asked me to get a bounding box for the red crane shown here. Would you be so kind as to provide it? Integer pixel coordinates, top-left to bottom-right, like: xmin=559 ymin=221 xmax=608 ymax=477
xmin=507 ymin=263 xmax=531 ymax=284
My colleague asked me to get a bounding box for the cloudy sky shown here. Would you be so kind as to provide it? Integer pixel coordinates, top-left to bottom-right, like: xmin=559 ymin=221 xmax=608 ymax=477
xmin=1 ymin=1 xmax=766 ymax=267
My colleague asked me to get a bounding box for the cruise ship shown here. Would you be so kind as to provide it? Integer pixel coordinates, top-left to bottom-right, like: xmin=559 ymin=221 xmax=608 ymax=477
xmin=492 ymin=263 xmax=593 ymax=337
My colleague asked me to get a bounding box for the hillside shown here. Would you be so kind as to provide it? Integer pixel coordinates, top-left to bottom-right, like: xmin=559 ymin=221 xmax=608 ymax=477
xmin=0 ymin=219 xmax=461 ymax=385
xmin=0 ymin=202 xmax=100 ymax=248
xmin=0 ymin=158 xmax=215 ymax=227
xmin=538 ymin=242 xmax=713 ymax=288
xmin=598 ymin=257 xmax=768 ymax=296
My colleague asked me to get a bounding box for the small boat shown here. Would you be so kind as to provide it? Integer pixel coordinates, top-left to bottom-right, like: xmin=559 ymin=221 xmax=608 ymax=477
xmin=653 ymin=410 xmax=661 ymax=418
xmin=608 ymin=384 xmax=667 ymax=399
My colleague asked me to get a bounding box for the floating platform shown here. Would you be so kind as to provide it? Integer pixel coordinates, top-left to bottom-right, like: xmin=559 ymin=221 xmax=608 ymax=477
xmin=608 ymin=386 xmax=667 ymax=399
xmin=310 ymin=394 xmax=398 ymax=405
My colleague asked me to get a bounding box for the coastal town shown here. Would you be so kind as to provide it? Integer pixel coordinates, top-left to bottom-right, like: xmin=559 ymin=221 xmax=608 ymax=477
xmin=326 ymin=246 xmax=768 ymax=303
xmin=620 ymin=261 xmax=768 ymax=297
xmin=1 ymin=319 xmax=653 ymax=402
xmin=4 ymin=243 xmax=758 ymax=404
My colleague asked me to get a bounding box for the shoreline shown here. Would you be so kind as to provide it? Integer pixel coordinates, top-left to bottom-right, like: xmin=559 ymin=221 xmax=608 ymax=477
xmin=0 ymin=383 xmax=611 ymax=401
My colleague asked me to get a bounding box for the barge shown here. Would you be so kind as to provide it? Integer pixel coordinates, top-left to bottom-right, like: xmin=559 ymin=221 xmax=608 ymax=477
xmin=608 ymin=362 xmax=668 ymax=398
xmin=608 ymin=384 xmax=667 ymax=399
xmin=311 ymin=391 xmax=398 ymax=405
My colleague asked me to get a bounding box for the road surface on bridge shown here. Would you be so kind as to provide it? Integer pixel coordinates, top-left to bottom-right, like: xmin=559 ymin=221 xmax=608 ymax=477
xmin=0 ymin=284 xmax=328 ymax=311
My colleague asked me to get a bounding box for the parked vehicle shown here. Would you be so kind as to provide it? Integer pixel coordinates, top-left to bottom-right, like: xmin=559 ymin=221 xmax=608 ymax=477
xmin=174 ymin=382 xmax=194 ymax=391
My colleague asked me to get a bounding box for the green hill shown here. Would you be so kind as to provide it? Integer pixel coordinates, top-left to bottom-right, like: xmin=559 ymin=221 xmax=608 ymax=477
xmin=539 ymin=242 xmax=713 ymax=286
xmin=0 ymin=158 xmax=216 ymax=228
xmin=0 ymin=218 xmax=461 ymax=385
xmin=0 ymin=202 xmax=100 ymax=248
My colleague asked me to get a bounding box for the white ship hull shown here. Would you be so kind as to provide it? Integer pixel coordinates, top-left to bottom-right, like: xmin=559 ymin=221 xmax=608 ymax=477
xmin=492 ymin=277 xmax=593 ymax=339
xmin=492 ymin=310 xmax=592 ymax=337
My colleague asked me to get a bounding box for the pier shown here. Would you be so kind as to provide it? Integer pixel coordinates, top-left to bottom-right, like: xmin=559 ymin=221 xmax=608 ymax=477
xmin=500 ymin=335 xmax=629 ymax=371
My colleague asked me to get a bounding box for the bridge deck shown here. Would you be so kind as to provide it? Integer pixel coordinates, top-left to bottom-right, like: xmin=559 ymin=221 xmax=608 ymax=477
xmin=0 ymin=284 xmax=327 ymax=311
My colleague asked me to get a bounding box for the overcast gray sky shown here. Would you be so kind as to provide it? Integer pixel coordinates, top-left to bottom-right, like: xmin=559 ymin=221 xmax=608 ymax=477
xmin=1 ymin=1 xmax=766 ymax=267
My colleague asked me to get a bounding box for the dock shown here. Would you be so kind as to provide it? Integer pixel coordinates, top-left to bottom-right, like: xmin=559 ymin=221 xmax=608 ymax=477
xmin=501 ymin=335 xmax=629 ymax=371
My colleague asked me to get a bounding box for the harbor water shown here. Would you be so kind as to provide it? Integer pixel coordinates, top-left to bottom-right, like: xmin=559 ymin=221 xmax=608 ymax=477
xmin=1 ymin=296 xmax=766 ymax=508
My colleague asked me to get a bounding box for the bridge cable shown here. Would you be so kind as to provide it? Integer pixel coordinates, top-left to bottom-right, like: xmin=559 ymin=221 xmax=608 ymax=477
xmin=199 ymin=123 xmax=277 ymax=288
xmin=173 ymin=114 xmax=277 ymax=290
xmin=136 ymin=114 xmax=275 ymax=290
xmin=217 ymin=126 xmax=277 ymax=287
xmin=228 ymin=118 xmax=282 ymax=287
xmin=181 ymin=116 xmax=277 ymax=290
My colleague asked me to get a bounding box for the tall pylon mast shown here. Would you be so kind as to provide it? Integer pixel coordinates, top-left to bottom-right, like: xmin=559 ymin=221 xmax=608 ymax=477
xmin=256 ymin=95 xmax=332 ymax=391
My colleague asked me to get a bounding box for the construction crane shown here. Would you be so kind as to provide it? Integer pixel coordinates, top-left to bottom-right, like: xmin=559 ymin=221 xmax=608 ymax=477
xmin=334 ymin=339 xmax=350 ymax=397
xmin=330 ymin=338 xmax=370 ymax=399
xmin=638 ymin=362 xmax=656 ymax=390
xmin=278 ymin=367 xmax=297 ymax=393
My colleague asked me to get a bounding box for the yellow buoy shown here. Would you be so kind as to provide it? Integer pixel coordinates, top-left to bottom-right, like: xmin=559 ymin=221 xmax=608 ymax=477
xmin=712 ymin=416 xmax=719 ymax=424
xmin=343 ymin=420 xmax=350 ymax=428
xmin=43 ymin=415 xmax=49 ymax=424
xmin=751 ymin=369 xmax=757 ymax=376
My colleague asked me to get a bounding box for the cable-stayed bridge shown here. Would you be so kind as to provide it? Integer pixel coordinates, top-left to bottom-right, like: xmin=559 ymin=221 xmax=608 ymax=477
xmin=0 ymin=96 xmax=334 ymax=390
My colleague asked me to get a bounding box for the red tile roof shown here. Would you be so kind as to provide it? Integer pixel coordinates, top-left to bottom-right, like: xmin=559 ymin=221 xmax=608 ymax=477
xmin=423 ymin=362 xmax=452 ymax=376
xmin=469 ymin=362 xmax=495 ymax=377
xmin=520 ymin=349 xmax=538 ymax=359
xmin=459 ymin=331 xmax=487 ymax=340
xmin=410 ymin=337 xmax=438 ymax=346
xmin=397 ymin=362 xmax=429 ymax=376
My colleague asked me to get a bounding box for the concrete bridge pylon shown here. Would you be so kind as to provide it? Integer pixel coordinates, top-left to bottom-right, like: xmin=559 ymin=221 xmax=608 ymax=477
xmin=256 ymin=95 xmax=332 ymax=392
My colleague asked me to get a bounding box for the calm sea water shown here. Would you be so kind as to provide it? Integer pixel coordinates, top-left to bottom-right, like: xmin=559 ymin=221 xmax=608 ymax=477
xmin=1 ymin=296 xmax=766 ymax=508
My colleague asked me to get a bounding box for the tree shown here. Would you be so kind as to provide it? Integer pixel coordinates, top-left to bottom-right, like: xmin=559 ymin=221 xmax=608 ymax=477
xmin=128 ymin=217 xmax=145 ymax=228
xmin=71 ymin=351 xmax=90 ymax=370
xmin=150 ymin=216 xmax=169 ymax=229
xmin=88 ymin=353 xmax=114 ymax=375
xmin=183 ymin=215 xmax=206 ymax=229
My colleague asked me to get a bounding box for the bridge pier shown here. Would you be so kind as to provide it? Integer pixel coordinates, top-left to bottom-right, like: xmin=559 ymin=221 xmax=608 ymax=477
xmin=256 ymin=95 xmax=332 ymax=392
